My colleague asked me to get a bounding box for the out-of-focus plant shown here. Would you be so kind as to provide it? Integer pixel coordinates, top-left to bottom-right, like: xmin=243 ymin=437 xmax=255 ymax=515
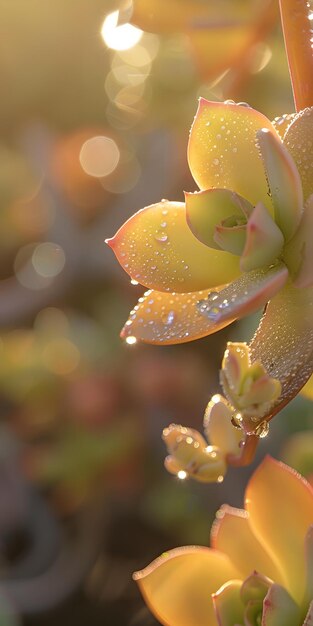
xmin=119 ymin=0 xmax=278 ymax=92
xmin=282 ymin=430 xmax=313 ymax=486
xmin=134 ymin=457 xmax=313 ymax=626
xmin=0 ymin=308 xmax=142 ymax=513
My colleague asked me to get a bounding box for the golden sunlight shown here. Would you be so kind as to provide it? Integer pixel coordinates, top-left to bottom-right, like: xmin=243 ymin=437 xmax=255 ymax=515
xmin=101 ymin=11 xmax=143 ymax=51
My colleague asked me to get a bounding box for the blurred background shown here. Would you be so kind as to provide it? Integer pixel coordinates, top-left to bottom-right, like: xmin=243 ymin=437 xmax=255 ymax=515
xmin=0 ymin=1 xmax=312 ymax=624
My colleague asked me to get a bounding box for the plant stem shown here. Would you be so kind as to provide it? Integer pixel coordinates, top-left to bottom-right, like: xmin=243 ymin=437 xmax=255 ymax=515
xmin=279 ymin=0 xmax=313 ymax=111
xmin=227 ymin=434 xmax=259 ymax=467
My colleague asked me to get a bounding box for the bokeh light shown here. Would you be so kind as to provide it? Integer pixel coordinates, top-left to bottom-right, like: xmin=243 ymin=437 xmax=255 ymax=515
xmin=101 ymin=11 xmax=143 ymax=51
xmin=32 ymin=242 xmax=66 ymax=278
xmin=79 ymin=135 xmax=120 ymax=178
xmin=14 ymin=243 xmax=53 ymax=290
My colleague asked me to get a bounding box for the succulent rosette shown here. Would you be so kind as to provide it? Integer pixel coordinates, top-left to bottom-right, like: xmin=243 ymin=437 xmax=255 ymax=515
xmin=107 ymin=99 xmax=313 ymax=432
xmin=133 ymin=456 xmax=313 ymax=626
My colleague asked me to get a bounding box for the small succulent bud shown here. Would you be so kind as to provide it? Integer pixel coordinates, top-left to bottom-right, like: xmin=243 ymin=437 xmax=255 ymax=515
xmin=162 ymin=424 xmax=226 ymax=483
xmin=220 ymin=342 xmax=281 ymax=429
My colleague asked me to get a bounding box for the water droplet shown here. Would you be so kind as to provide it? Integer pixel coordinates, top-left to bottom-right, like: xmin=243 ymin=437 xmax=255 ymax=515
xmin=161 ymin=310 xmax=175 ymax=325
xmin=231 ymin=412 xmax=243 ymax=429
xmin=232 ymin=147 xmax=238 ymax=153
xmin=217 ymin=475 xmax=224 ymax=483
xmin=177 ymin=470 xmax=188 ymax=480
xmin=206 ymin=121 xmax=211 ymax=126
xmin=208 ymin=291 xmax=219 ymax=301
xmin=213 ymin=158 xmax=219 ymax=165
xmin=160 ymin=221 xmax=167 ymax=228
xmin=130 ymin=279 xmax=139 ymax=285
xmin=154 ymin=232 xmax=168 ymax=243
xmin=255 ymin=420 xmax=269 ymax=438
xmin=197 ymin=300 xmax=208 ymax=314
xmin=219 ymin=299 xmax=229 ymax=309
xmin=125 ymin=336 xmax=137 ymax=345
xmin=206 ymin=306 xmax=221 ymax=321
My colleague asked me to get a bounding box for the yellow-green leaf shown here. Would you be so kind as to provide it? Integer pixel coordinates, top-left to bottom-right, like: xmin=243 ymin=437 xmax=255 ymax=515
xmin=246 ymin=456 xmax=313 ymax=603
xmin=134 ymin=546 xmax=240 ymax=626
xmin=185 ymin=188 xmax=252 ymax=252
xmin=249 ymin=283 xmax=313 ymax=428
xmin=212 ymin=580 xmax=244 ymax=626
xmin=283 ymin=107 xmax=313 ymax=201
xmin=240 ymin=202 xmax=284 ymax=272
xmin=107 ymin=200 xmax=240 ymax=292
xmin=257 ymin=128 xmax=303 ymax=241
xmin=188 ymin=99 xmax=276 ymax=209
xmin=121 ymin=287 xmax=237 ymax=345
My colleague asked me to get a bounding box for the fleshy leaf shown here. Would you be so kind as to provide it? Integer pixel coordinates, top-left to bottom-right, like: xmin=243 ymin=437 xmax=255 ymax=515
xmin=196 ymin=263 xmax=288 ymax=327
xmin=164 ymin=450 xmax=227 ymax=483
xmin=272 ymin=113 xmax=296 ymax=139
xmin=120 ymin=287 xmax=237 ymax=345
xmin=107 ymin=200 xmax=240 ymax=292
xmin=185 ymin=188 xmax=252 ymax=252
xmin=133 ymin=546 xmax=240 ymax=626
xmin=240 ymin=203 xmax=284 ymax=272
xmin=188 ymin=99 xmax=277 ymax=209
xmin=249 ymin=283 xmax=313 ymax=428
xmin=212 ymin=580 xmax=244 ymax=626
xmin=283 ymin=194 xmax=313 ymax=288
xmin=203 ymin=395 xmax=243 ymax=457
xmin=257 ymin=128 xmax=303 ymax=241
xmin=283 ymin=107 xmax=313 ymax=201
xmin=214 ymin=223 xmax=247 ymax=256
xmin=241 ymin=572 xmax=272 ymax=604
xmin=244 ymin=599 xmax=263 ymax=626
xmin=245 ymin=456 xmax=313 ymax=603
xmin=221 ymin=343 xmax=250 ymax=395
xmin=262 ymin=584 xmax=301 ymax=626
xmin=211 ymin=505 xmax=283 ymax=584
xmin=241 ymin=573 xmax=272 ymax=626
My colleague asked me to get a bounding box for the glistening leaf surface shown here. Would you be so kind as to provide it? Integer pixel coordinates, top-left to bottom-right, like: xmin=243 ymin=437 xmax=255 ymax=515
xmin=188 ymin=99 xmax=276 ymax=209
xmin=107 ymin=201 xmax=239 ymax=292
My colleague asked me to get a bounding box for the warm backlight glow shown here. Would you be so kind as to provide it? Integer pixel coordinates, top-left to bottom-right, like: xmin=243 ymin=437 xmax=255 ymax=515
xmin=101 ymin=11 xmax=143 ymax=51
xmin=79 ymin=136 xmax=120 ymax=178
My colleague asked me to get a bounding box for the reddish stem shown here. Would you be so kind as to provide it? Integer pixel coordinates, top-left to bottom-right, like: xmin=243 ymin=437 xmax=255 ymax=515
xmin=226 ymin=434 xmax=259 ymax=467
xmin=279 ymin=0 xmax=313 ymax=111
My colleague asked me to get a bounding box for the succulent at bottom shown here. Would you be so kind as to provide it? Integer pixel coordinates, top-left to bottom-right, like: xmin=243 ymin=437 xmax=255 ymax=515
xmin=134 ymin=456 xmax=313 ymax=626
